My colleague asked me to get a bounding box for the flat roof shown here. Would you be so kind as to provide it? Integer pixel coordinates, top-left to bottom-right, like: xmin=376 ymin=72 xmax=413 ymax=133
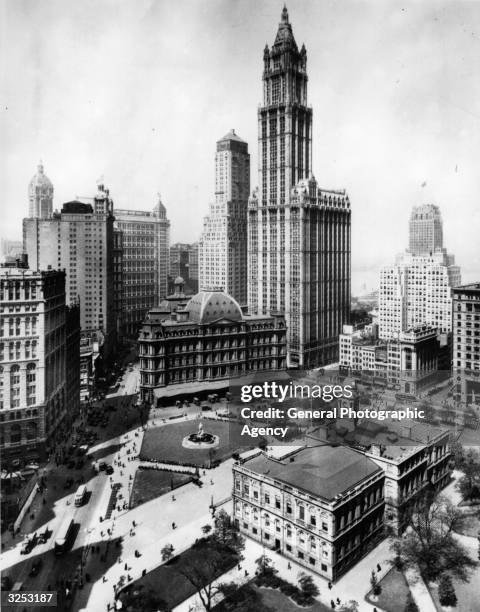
xmin=243 ymin=445 xmax=381 ymax=501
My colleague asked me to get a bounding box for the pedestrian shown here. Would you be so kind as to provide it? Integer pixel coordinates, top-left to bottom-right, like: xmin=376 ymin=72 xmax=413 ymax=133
xmin=328 ymin=581 xmax=332 ymax=590
xmin=172 ymin=495 xmax=176 ymax=501
xmin=132 ymin=520 xmax=136 ymax=527
xmin=377 ymin=563 xmax=382 ymax=572
xmin=330 ymin=600 xmax=335 ymax=609
xmin=238 ymin=564 xmax=241 ymax=571
xmin=244 ymin=569 xmax=248 ymax=577
xmin=336 ymin=598 xmax=340 ymax=605
xmin=288 ymin=562 xmax=291 ymax=570
xmin=172 ymin=522 xmax=176 ymax=529
xmin=124 ymin=563 xmax=128 ymax=570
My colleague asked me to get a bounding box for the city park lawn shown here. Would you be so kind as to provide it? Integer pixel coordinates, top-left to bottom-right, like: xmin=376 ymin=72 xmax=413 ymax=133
xmin=129 ymin=468 xmax=194 ymax=509
xmin=256 ymin=585 xmax=331 ymax=612
xmin=140 ymin=419 xmax=251 ymax=467
xmin=365 ymin=567 xmax=412 ymax=612
xmin=119 ymin=538 xmax=239 ymax=610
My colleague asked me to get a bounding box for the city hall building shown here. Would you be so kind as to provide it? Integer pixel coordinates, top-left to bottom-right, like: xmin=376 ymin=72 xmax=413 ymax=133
xmin=139 ymin=289 xmax=287 ymax=404
xmin=233 ymin=445 xmax=385 ymax=581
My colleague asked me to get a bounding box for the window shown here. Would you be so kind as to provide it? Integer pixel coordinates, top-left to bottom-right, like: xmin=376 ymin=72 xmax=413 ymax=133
xmin=321 ymin=522 xmax=328 ymax=531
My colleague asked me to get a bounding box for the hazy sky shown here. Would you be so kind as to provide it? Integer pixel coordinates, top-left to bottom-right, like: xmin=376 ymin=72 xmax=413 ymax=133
xmin=2 ymin=0 xmax=480 ymax=293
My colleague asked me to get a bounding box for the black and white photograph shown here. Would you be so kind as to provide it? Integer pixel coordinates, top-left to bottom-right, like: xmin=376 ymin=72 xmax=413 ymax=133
xmin=1 ymin=1 xmax=480 ymax=611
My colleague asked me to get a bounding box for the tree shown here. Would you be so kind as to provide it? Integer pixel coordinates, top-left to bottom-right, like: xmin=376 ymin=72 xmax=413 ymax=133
xmin=392 ymin=493 xmax=477 ymax=582
xmin=218 ymin=582 xmax=273 ymax=612
xmin=213 ymin=509 xmax=245 ymax=555
xmin=202 ymin=524 xmax=212 ymax=535
xmin=120 ymin=586 xmax=168 ymax=612
xmin=438 ymin=574 xmax=457 ymax=607
xmin=449 ymin=439 xmax=465 ymax=469
xmin=456 ymin=449 xmax=480 ymax=501
xmin=161 ymin=543 xmax=174 ymax=562
xmin=175 ymin=540 xmax=239 ymax=611
xmin=174 ymin=516 xmax=245 ymax=612
xmin=297 ymin=572 xmax=319 ymax=601
xmin=255 ymin=554 xmax=277 ymax=577
xmin=370 ymin=570 xmax=381 ymax=596
xmin=404 ymin=592 xmax=419 ymax=612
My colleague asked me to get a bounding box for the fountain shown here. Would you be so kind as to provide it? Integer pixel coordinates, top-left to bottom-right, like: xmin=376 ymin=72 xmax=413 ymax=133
xmin=182 ymin=421 xmax=219 ymax=449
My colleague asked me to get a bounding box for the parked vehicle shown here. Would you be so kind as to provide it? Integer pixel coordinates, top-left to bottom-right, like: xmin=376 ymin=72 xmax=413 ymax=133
xmin=74 ymin=484 xmax=88 ymax=507
xmin=29 ymin=558 xmax=43 ymax=577
xmin=98 ymin=462 xmax=107 ymax=471
xmin=105 ymin=465 xmax=114 ymax=475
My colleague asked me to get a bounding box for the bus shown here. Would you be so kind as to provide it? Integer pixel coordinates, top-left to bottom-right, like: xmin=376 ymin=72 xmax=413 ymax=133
xmin=54 ymin=518 xmax=75 ymax=555
xmin=74 ymin=485 xmax=87 ymax=507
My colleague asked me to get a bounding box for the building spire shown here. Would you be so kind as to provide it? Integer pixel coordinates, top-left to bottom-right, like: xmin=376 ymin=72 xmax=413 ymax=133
xmin=281 ymin=5 xmax=289 ymax=24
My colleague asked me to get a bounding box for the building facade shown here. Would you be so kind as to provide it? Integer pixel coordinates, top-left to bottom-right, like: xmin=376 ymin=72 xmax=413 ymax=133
xmin=339 ymin=323 xmax=450 ymax=395
xmin=326 ymin=421 xmax=452 ymax=534
xmin=139 ymin=289 xmax=287 ymax=404
xmin=0 ymin=267 xmax=79 ymax=464
xmin=28 ymin=162 xmax=53 ymax=219
xmin=114 ymin=198 xmax=170 ymax=337
xmin=247 ymin=9 xmax=351 ymax=368
xmin=409 ymin=204 xmax=443 ymax=256
xmin=379 ymin=204 xmax=461 ymax=340
xmin=169 ymin=242 xmax=199 ymax=294
xmin=453 ymin=283 xmax=480 ymax=409
xmin=113 ymin=224 xmax=124 ymax=339
xmin=233 ymin=445 xmax=385 ymax=581
xmin=23 ymin=183 xmax=116 ymax=358
xmin=199 ymin=131 xmax=250 ymax=304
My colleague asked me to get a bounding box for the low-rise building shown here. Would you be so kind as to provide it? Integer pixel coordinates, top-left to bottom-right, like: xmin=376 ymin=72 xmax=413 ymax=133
xmin=339 ymin=323 xmax=450 ymax=395
xmin=322 ymin=420 xmax=451 ymax=533
xmin=233 ymin=445 xmax=385 ymax=581
xmin=139 ymin=288 xmax=287 ymax=404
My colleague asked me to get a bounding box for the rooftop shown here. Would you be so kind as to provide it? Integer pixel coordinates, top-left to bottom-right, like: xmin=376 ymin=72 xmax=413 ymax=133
xmin=243 ymin=445 xmax=381 ymax=501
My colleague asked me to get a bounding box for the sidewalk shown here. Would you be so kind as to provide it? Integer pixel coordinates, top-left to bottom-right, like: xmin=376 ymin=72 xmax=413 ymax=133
xmin=176 ymin=536 xmax=395 ymax=612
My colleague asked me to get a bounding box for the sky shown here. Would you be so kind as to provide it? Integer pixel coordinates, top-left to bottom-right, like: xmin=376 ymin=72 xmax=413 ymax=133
xmin=2 ymin=0 xmax=480 ymax=294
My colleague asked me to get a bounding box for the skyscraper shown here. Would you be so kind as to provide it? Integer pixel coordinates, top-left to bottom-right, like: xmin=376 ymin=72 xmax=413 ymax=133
xmin=28 ymin=161 xmax=54 ymax=218
xmin=0 ymin=266 xmax=80 ymax=464
xmin=23 ymin=182 xmax=116 ymax=358
xmin=169 ymin=242 xmax=199 ymax=294
xmin=248 ymin=8 xmax=351 ymax=367
xmin=409 ymin=204 xmax=443 ymax=255
xmin=379 ymin=204 xmax=461 ymax=339
xmin=114 ymin=196 xmax=170 ymax=337
xmin=199 ymin=130 xmax=250 ymax=304
xmin=452 ymin=283 xmax=480 ymax=408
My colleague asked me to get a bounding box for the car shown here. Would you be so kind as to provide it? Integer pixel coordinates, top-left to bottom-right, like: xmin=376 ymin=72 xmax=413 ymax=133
xmin=105 ymin=465 xmax=114 ymax=475
xmin=98 ymin=462 xmax=107 ymax=471
xmin=29 ymin=559 xmax=43 ymax=577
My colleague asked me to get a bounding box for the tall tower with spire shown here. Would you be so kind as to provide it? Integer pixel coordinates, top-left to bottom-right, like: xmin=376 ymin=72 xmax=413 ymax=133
xmin=259 ymin=6 xmax=312 ymax=208
xmin=28 ymin=161 xmax=53 ymax=218
xmin=248 ymin=8 xmax=351 ymax=368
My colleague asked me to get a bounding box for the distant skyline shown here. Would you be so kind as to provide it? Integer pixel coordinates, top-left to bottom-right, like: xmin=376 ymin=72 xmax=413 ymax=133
xmin=2 ymin=0 xmax=480 ymax=293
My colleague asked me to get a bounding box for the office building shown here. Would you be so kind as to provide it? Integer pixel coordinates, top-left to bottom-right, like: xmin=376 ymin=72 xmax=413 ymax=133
xmin=233 ymin=445 xmax=385 ymax=581
xmin=169 ymin=242 xmax=199 ymax=294
xmin=28 ymin=161 xmax=53 ymax=219
xmin=199 ymin=131 xmax=250 ymax=304
xmin=23 ymin=183 xmax=116 ymax=358
xmin=379 ymin=205 xmax=461 ymax=340
xmin=115 ymin=197 xmax=170 ymax=337
xmin=409 ymin=204 xmax=443 ymax=256
xmin=453 ymin=283 xmax=480 ymax=408
xmin=247 ymin=8 xmax=351 ymax=368
xmin=139 ymin=288 xmax=286 ymax=404
xmin=0 ymin=267 xmax=79 ymax=464
xmin=113 ymin=224 xmax=124 ymax=338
